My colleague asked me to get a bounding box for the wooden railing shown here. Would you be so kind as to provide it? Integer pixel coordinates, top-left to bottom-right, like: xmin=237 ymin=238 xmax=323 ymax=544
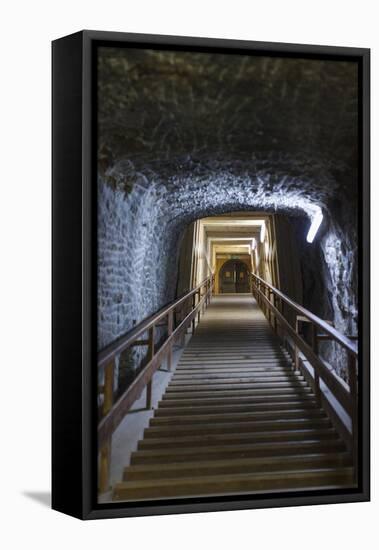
xmin=97 ymin=275 xmax=214 ymax=492
xmin=251 ymin=272 xmax=359 ymax=478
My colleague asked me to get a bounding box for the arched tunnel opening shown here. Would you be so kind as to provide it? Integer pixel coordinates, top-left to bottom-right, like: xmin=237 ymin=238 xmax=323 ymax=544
xmin=98 ymin=190 xmax=357 ymax=389
xmin=96 ymin=45 xmax=359 ymax=501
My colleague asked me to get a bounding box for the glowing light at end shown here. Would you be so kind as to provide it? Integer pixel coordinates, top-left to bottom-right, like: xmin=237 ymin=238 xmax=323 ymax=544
xmin=260 ymin=222 xmax=266 ymax=243
xmin=306 ymin=210 xmax=323 ymax=243
xmin=251 ymin=238 xmax=257 ymax=250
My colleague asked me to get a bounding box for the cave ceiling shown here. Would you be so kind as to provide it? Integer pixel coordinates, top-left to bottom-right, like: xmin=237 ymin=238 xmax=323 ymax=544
xmin=98 ymin=47 xmax=358 ymax=211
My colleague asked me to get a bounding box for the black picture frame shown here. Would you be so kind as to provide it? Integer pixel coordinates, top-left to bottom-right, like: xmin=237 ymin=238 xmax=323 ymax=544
xmin=52 ymin=30 xmax=370 ymax=520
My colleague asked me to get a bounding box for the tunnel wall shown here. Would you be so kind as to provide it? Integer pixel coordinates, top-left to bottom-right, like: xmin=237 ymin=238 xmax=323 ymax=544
xmin=98 ymin=168 xmax=358 ymax=381
xmin=275 ymin=213 xmax=357 ymax=379
xmin=98 ymin=176 xmax=180 ymax=350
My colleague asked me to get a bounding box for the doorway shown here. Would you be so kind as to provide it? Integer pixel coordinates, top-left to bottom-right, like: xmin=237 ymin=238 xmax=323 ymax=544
xmin=219 ymin=259 xmax=250 ymax=293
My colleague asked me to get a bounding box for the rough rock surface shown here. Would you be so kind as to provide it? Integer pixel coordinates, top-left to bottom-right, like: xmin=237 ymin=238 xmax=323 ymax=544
xmin=97 ymin=47 xmax=358 ymax=379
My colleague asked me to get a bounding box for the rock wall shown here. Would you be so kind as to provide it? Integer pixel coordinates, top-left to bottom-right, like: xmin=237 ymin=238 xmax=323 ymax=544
xmin=96 ymin=46 xmax=359 ymax=383
xmin=98 ymin=164 xmax=357 ymax=380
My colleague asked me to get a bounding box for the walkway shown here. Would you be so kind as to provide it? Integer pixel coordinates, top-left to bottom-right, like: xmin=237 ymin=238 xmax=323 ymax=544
xmin=113 ymin=295 xmax=353 ymax=501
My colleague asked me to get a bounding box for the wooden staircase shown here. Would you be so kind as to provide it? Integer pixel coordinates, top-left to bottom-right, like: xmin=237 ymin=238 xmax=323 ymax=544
xmin=113 ymin=295 xmax=354 ymax=501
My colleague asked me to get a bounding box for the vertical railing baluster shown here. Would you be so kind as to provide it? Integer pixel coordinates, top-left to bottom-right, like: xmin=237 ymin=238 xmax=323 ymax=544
xmin=278 ymin=297 xmax=285 ymax=343
xmin=167 ymin=310 xmax=173 ymax=371
xmin=273 ymin=294 xmax=278 ymax=334
xmin=99 ymin=359 xmax=114 ymax=493
xmin=146 ymin=325 xmax=155 ymax=409
xmin=192 ymin=292 xmax=196 ymax=333
xmin=99 ymin=441 xmax=112 ymax=494
xmin=311 ymin=324 xmax=321 ymax=405
xmin=347 ymin=352 xmax=358 ymax=480
xmin=294 ymin=316 xmax=300 ymax=372
xmin=269 ymin=289 xmax=274 ymax=327
xmin=103 ymin=360 xmax=114 ymax=416
xmin=180 ymin=301 xmax=186 ymax=347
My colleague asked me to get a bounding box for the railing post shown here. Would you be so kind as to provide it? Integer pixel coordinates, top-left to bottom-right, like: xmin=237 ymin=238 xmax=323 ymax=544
xmin=311 ymin=324 xmax=321 ymax=405
xmin=347 ymin=352 xmax=358 ymax=480
xmin=294 ymin=316 xmax=300 ymax=372
xmin=103 ymin=359 xmax=114 ymax=416
xmin=99 ymin=440 xmax=112 ymax=494
xmin=99 ymin=359 xmax=114 ymax=493
xmin=273 ymin=294 xmax=278 ymax=334
xmin=268 ymin=288 xmax=272 ymax=320
xmin=167 ymin=311 xmax=173 ymax=371
xmin=180 ymin=329 xmax=186 ymax=347
xmin=146 ymin=325 xmax=155 ymax=409
xmin=278 ymin=297 xmax=285 ymax=343
xmin=197 ymin=289 xmax=201 ymax=324
xmin=180 ymin=303 xmax=186 ymax=346
xmin=268 ymin=289 xmax=274 ymax=328
xmin=192 ymin=293 xmax=196 ymax=333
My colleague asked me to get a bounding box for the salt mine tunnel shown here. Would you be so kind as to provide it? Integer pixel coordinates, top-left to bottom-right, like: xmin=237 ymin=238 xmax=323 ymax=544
xmin=96 ymin=46 xmax=359 ymax=501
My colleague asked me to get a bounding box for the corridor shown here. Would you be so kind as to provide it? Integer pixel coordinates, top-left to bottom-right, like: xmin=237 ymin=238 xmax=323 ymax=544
xmin=93 ymin=45 xmax=361 ymax=507
xmin=112 ymin=296 xmax=353 ymax=501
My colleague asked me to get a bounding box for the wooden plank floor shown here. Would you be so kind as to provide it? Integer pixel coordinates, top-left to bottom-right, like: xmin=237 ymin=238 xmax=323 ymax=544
xmin=113 ymin=295 xmax=354 ymax=501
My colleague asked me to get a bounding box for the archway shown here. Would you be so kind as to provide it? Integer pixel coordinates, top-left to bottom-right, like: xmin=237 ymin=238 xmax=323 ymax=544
xmin=219 ymin=259 xmax=250 ymax=294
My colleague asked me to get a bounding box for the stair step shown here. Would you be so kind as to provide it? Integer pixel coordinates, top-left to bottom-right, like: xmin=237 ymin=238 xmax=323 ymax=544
xmin=150 ymin=408 xmax=325 ymax=425
xmin=110 ymin=296 xmax=352 ymax=503
xmin=124 ymin=453 xmax=352 ymax=481
xmin=137 ymin=428 xmax=338 ymax=450
xmin=158 ymin=395 xmax=317 ymax=407
xmin=182 ymin=345 xmax=290 ymax=349
xmin=181 ymin=354 xmax=287 ymax=360
xmin=113 ymin=467 xmax=354 ymax=500
xmin=130 ymin=439 xmax=346 ymax=464
xmin=144 ymin=417 xmax=331 ymax=438
xmin=154 ymin=400 xmax=320 ymax=416
xmin=184 ymin=341 xmax=286 ymax=344
xmin=179 ymin=353 xmax=291 ymax=357
xmin=174 ymin=368 xmax=294 ymax=376
xmin=166 ymin=381 xmax=307 ymax=392
xmin=179 ymin=357 xmax=288 ymax=367
xmin=162 ymin=387 xmax=312 ymax=400
xmin=171 ymin=374 xmax=302 ymax=382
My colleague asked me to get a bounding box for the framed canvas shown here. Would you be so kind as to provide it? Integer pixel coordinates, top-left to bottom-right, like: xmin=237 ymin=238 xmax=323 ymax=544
xmin=52 ymin=30 xmax=370 ymax=520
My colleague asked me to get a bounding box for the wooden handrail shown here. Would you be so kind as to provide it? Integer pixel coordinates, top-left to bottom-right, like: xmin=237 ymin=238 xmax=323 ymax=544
xmin=97 ymin=275 xmax=214 ymax=492
xmin=98 ymin=276 xmax=213 ymax=370
xmin=251 ymin=272 xmax=358 ymax=480
xmin=252 ymin=273 xmax=358 ymax=357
